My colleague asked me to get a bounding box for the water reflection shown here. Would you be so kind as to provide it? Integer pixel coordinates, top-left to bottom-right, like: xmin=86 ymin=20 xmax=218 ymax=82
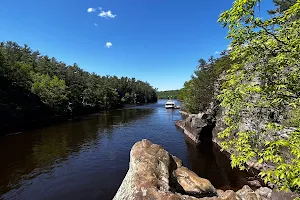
xmin=0 ymin=101 xmax=255 ymax=200
xmin=183 ymin=136 xmax=251 ymax=191
xmin=166 ymin=109 xmax=177 ymax=121
xmin=0 ymin=108 xmax=153 ymax=198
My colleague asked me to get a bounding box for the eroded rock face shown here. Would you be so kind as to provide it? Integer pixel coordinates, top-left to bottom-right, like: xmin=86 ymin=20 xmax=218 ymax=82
xmin=113 ymin=139 xmax=274 ymax=200
xmin=175 ymin=113 xmax=216 ymax=144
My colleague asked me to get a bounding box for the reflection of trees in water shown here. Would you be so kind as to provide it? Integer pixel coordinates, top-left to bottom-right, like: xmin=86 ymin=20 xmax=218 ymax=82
xmin=183 ymin=136 xmax=251 ymax=191
xmin=0 ymin=108 xmax=153 ymax=196
xmin=99 ymin=108 xmax=154 ymax=131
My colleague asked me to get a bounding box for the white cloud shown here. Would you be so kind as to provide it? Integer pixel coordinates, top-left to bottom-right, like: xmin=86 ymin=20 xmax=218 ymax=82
xmin=98 ymin=10 xmax=116 ymax=19
xmin=215 ymin=51 xmax=220 ymax=54
xmin=87 ymin=8 xmax=96 ymax=13
xmin=94 ymin=23 xmax=98 ymax=27
xmin=99 ymin=7 xmax=103 ymax=11
xmin=227 ymin=45 xmax=232 ymax=51
xmin=105 ymin=42 xmax=112 ymax=48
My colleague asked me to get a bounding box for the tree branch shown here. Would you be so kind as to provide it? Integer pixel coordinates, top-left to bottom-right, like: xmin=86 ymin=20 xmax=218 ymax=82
xmin=260 ymin=25 xmax=289 ymax=46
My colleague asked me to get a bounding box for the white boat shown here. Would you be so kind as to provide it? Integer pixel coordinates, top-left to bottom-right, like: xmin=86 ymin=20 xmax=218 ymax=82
xmin=165 ymin=100 xmax=176 ymax=109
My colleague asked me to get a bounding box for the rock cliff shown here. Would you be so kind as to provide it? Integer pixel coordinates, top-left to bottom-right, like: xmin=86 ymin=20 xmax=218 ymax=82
xmin=174 ymin=96 xmax=299 ymax=199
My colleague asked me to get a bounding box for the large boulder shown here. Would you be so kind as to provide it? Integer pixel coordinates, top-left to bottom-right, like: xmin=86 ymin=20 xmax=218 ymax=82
xmin=113 ymin=139 xmax=219 ymax=200
xmin=113 ymin=139 xmax=276 ymax=200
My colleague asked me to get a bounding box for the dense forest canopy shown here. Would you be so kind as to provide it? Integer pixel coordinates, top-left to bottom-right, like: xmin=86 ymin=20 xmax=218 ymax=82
xmin=180 ymin=0 xmax=300 ymax=193
xmin=0 ymin=41 xmax=157 ymax=132
xmin=179 ymin=53 xmax=235 ymax=113
xmin=156 ymin=90 xmax=181 ymax=99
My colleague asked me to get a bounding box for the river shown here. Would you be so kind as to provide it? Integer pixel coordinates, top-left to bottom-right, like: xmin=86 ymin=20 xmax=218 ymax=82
xmin=0 ymin=100 xmax=251 ymax=200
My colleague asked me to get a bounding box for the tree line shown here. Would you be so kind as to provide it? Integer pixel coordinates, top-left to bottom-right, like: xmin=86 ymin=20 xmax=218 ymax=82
xmin=179 ymin=53 xmax=235 ymax=113
xmin=0 ymin=41 xmax=157 ymax=132
xmin=156 ymin=90 xmax=181 ymax=99
xmin=180 ymin=0 xmax=300 ymax=193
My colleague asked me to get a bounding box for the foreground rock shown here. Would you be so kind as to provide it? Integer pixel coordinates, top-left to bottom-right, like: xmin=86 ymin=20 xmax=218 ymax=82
xmin=113 ymin=139 xmax=274 ymax=200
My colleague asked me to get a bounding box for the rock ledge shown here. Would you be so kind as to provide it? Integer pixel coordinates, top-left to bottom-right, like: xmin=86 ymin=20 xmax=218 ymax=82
xmin=113 ymin=139 xmax=271 ymax=200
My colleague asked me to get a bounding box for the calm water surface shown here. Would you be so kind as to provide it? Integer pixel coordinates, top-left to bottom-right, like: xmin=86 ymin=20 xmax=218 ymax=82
xmin=0 ymin=100 xmax=250 ymax=200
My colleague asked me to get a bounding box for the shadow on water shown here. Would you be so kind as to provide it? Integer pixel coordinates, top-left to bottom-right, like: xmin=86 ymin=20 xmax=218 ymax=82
xmin=183 ymin=134 xmax=259 ymax=191
xmin=0 ymin=108 xmax=153 ymax=198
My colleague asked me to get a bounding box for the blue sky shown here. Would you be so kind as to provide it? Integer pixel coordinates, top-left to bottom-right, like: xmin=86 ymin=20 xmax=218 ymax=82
xmin=0 ymin=0 xmax=274 ymax=91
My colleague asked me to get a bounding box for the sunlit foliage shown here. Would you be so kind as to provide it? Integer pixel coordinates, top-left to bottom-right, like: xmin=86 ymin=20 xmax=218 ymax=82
xmin=218 ymin=0 xmax=300 ymax=191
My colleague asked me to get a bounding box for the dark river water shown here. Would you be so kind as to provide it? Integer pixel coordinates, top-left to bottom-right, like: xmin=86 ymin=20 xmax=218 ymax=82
xmin=0 ymin=100 xmax=252 ymax=200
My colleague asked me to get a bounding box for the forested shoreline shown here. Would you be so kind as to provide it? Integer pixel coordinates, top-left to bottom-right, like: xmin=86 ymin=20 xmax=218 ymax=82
xmin=0 ymin=42 xmax=157 ymax=133
xmin=180 ymin=0 xmax=300 ymax=193
xmin=179 ymin=53 xmax=234 ymax=113
xmin=156 ymin=90 xmax=181 ymax=99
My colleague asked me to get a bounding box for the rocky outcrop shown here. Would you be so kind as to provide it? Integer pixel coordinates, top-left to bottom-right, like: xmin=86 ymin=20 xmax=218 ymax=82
xmin=176 ymin=114 xmax=300 ymax=200
xmin=175 ymin=102 xmax=217 ymax=144
xmin=175 ymin=118 xmax=201 ymax=143
xmin=114 ymin=139 xmax=275 ymax=200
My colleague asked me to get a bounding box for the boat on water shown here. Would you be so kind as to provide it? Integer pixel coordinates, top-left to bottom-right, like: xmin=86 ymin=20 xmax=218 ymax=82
xmin=165 ymin=100 xmax=177 ymax=109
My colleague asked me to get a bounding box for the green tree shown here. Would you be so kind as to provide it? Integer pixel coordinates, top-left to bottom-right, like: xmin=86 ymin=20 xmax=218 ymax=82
xmin=0 ymin=41 xmax=157 ymax=133
xmin=180 ymin=55 xmax=233 ymax=113
xmin=218 ymin=0 xmax=300 ymax=191
xmin=268 ymin=0 xmax=297 ymax=14
xmin=156 ymin=90 xmax=181 ymax=99
xmin=31 ymin=73 xmax=69 ymax=114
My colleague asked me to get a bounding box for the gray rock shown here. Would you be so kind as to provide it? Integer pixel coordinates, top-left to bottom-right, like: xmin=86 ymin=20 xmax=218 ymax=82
xmin=236 ymin=185 xmax=261 ymax=200
xmin=270 ymin=188 xmax=300 ymax=200
xmin=176 ymin=109 xmax=216 ymax=144
xmin=247 ymin=180 xmax=262 ymax=188
xmin=255 ymin=187 xmax=272 ymax=200
xmin=219 ymin=190 xmax=238 ymax=200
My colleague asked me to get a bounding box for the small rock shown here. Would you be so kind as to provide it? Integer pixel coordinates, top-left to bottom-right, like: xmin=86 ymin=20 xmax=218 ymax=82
xmin=236 ymin=185 xmax=261 ymax=200
xmin=220 ymin=190 xmax=237 ymax=200
xmin=255 ymin=187 xmax=272 ymax=200
xmin=247 ymin=180 xmax=262 ymax=188
xmin=174 ymin=167 xmax=217 ymax=195
xmin=217 ymin=190 xmax=225 ymax=197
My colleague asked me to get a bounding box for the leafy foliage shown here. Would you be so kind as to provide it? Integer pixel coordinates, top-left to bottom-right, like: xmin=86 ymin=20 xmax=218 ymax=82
xmin=218 ymin=0 xmax=300 ymax=192
xmin=268 ymin=0 xmax=297 ymax=14
xmin=31 ymin=74 xmax=69 ymax=114
xmin=180 ymin=55 xmax=234 ymax=113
